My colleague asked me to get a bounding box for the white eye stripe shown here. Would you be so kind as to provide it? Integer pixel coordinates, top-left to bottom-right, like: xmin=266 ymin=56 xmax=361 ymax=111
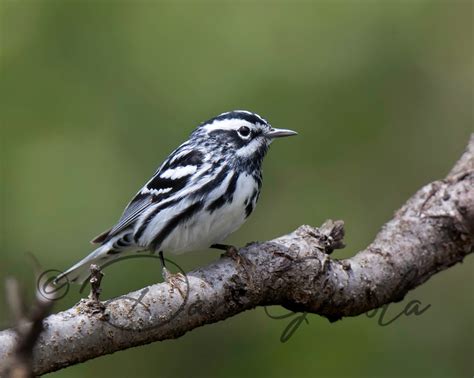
xmin=202 ymin=118 xmax=253 ymax=133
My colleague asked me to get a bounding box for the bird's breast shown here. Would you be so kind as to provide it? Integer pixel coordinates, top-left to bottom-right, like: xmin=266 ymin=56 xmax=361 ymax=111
xmin=160 ymin=172 xmax=260 ymax=254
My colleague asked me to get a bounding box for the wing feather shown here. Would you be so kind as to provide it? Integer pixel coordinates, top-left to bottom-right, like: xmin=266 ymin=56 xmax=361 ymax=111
xmin=93 ymin=143 xmax=208 ymax=244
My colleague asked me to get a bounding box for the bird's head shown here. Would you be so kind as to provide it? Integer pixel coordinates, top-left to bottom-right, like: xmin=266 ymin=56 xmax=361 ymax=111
xmin=193 ymin=110 xmax=297 ymax=165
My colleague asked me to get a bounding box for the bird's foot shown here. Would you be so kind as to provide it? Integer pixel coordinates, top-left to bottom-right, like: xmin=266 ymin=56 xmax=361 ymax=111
xmin=220 ymin=245 xmax=253 ymax=270
xmin=162 ymin=267 xmax=187 ymax=299
xmin=221 ymin=245 xmax=241 ymax=262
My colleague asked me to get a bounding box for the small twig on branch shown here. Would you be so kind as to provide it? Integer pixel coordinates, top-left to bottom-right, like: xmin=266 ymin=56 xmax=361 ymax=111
xmin=88 ymin=264 xmax=104 ymax=303
xmin=82 ymin=265 xmax=106 ymax=315
xmin=0 ymin=134 xmax=472 ymax=376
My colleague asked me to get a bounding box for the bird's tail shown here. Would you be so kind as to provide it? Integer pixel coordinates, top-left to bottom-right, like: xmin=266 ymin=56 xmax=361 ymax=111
xmin=54 ymin=245 xmax=110 ymax=286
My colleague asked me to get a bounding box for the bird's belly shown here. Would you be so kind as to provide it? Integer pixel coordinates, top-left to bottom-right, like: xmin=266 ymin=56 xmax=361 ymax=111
xmin=161 ymin=173 xmax=259 ymax=254
xmin=163 ymin=205 xmax=245 ymax=254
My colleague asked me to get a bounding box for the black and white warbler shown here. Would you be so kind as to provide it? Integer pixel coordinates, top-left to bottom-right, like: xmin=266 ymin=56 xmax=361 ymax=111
xmin=57 ymin=110 xmax=297 ymax=284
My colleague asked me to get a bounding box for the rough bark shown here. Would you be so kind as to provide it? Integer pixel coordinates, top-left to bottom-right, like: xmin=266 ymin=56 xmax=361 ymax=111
xmin=0 ymin=135 xmax=472 ymax=376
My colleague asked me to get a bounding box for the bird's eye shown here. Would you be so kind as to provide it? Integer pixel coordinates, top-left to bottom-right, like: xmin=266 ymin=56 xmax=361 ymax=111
xmin=238 ymin=126 xmax=251 ymax=138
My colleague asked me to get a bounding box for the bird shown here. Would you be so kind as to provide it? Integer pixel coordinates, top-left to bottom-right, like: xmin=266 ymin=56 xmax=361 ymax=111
xmin=55 ymin=110 xmax=297 ymax=285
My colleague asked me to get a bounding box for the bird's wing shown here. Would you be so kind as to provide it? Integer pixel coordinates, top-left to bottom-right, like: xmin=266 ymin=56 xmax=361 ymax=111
xmin=91 ymin=143 xmax=208 ymax=245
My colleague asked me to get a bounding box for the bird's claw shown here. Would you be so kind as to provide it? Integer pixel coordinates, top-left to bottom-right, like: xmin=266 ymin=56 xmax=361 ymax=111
xmin=221 ymin=246 xmax=252 ymax=269
xmin=221 ymin=245 xmax=239 ymax=260
xmin=162 ymin=268 xmax=187 ymax=299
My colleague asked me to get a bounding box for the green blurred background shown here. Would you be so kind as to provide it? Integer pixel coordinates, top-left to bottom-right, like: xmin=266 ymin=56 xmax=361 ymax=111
xmin=1 ymin=1 xmax=473 ymax=377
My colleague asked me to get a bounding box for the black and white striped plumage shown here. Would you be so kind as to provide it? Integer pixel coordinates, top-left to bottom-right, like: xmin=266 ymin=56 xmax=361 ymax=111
xmin=58 ymin=110 xmax=297 ymax=284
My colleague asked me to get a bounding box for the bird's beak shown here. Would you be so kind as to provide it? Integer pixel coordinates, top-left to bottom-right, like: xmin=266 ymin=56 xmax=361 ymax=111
xmin=266 ymin=128 xmax=298 ymax=139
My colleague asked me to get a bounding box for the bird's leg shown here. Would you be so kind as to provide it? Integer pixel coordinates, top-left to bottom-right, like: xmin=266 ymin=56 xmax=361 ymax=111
xmin=158 ymin=251 xmax=186 ymax=298
xmin=158 ymin=250 xmax=170 ymax=280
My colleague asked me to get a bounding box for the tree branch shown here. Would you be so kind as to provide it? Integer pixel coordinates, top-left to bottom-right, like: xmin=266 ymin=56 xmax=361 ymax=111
xmin=0 ymin=135 xmax=472 ymax=375
xmin=2 ymin=278 xmax=53 ymax=377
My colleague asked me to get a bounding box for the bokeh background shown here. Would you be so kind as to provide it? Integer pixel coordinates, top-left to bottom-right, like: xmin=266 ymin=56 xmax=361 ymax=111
xmin=1 ymin=1 xmax=473 ymax=377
